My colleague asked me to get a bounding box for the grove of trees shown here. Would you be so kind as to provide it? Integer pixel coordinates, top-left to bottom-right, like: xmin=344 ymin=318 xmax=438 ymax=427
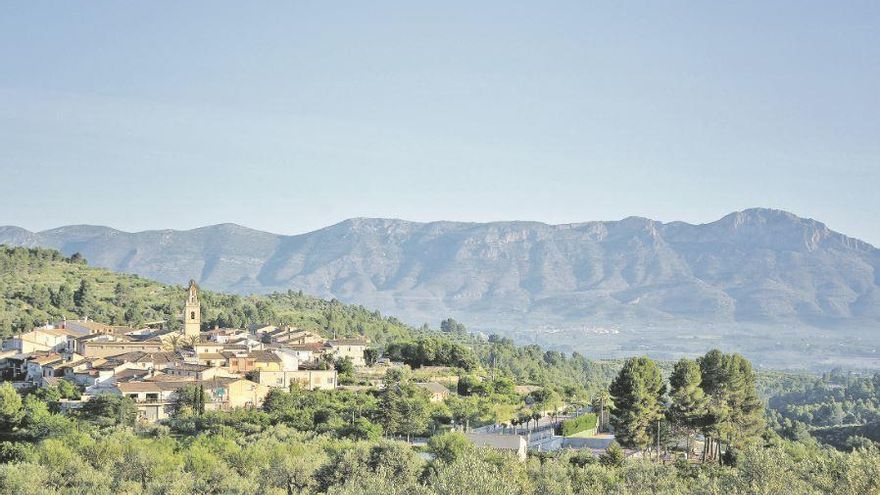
xmin=609 ymin=350 xmax=764 ymax=464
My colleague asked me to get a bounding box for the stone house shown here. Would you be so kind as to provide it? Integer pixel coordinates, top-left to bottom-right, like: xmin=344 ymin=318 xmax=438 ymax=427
xmin=325 ymin=339 xmax=369 ymax=366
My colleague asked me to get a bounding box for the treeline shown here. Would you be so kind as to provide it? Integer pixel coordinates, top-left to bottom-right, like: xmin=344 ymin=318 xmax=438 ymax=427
xmin=609 ymin=350 xmax=763 ymax=463
xmin=475 ymin=334 xmax=621 ymax=398
xmin=768 ymin=368 xmax=880 ymax=427
xmin=384 ymin=337 xmax=479 ymax=370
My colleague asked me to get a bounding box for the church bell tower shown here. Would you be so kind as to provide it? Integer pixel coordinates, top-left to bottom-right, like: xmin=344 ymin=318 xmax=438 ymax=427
xmin=183 ymin=279 xmax=201 ymax=338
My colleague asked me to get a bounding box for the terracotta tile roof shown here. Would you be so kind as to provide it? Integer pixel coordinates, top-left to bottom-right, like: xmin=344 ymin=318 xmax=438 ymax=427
xmin=285 ymin=343 xmax=325 ymax=352
xmin=249 ymin=350 xmax=281 ymax=363
xmin=55 ymin=360 xmax=87 ymax=370
xmin=113 ymin=369 xmax=152 ymax=381
xmin=167 ymin=363 xmax=211 ymax=372
xmin=197 ymin=353 xmax=226 ymax=360
xmin=222 ymin=344 xmax=249 ymax=351
xmin=110 ymin=326 xmax=139 ymax=336
xmin=92 ymin=360 xmax=125 ymax=371
xmin=29 ymin=353 xmax=64 ymax=365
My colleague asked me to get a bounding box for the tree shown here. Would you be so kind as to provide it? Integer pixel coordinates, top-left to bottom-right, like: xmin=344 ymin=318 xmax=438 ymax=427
xmin=114 ymin=282 xmax=130 ymax=306
xmin=56 ymin=380 xmax=81 ymax=400
xmin=698 ymin=350 xmax=764 ymax=462
xmin=427 ymin=431 xmax=473 ymax=464
xmin=379 ymin=369 xmax=431 ymax=440
xmin=51 ymin=283 xmax=74 ymax=309
xmin=456 ymin=375 xmax=484 ymax=396
xmin=78 ymin=394 xmax=137 ymax=427
xmin=608 ymin=356 xmax=666 ymax=453
xmin=20 ymin=396 xmax=76 ymax=439
xmin=29 ymin=284 xmax=51 ymax=311
xmin=0 ymin=382 xmax=23 ymax=432
xmin=446 ymin=395 xmax=481 ymax=431
xmin=440 ymin=318 xmax=467 ymax=335
xmin=68 ymin=252 xmax=87 ymax=265
xmin=73 ymin=279 xmax=94 ymax=310
xmin=600 ymin=441 xmax=625 ymax=467
xmin=364 ymin=348 xmax=380 ymax=366
xmin=667 ymin=358 xmax=708 ymax=458
xmin=530 ymin=388 xmax=561 ymax=416
xmin=263 ymin=443 xmax=323 ymax=495
xmin=174 ymin=384 xmax=207 ymax=416
xmin=340 ymin=418 xmax=383 ymax=441
xmin=114 ymin=437 xmax=180 ymax=492
xmin=335 ymin=356 xmax=355 ymax=376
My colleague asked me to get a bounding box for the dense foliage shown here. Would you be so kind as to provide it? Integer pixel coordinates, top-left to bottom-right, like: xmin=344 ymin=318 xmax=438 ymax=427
xmin=384 ymin=337 xmax=478 ymax=371
xmin=1 ymin=387 xmax=879 ymax=495
xmin=609 ymin=351 xmax=765 ymax=461
xmin=764 ymin=368 xmax=880 ymax=450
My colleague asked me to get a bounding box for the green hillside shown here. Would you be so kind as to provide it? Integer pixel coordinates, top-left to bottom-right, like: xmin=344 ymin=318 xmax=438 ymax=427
xmin=0 ymin=245 xmax=414 ymax=345
xmin=0 ymin=245 xmax=618 ymax=395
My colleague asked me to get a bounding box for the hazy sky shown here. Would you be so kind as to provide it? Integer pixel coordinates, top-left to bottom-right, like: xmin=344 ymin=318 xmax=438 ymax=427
xmin=1 ymin=2 xmax=878 ymax=244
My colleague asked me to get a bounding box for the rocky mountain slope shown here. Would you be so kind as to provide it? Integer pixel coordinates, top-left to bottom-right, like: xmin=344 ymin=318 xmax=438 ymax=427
xmin=3 ymin=209 xmax=879 ymax=332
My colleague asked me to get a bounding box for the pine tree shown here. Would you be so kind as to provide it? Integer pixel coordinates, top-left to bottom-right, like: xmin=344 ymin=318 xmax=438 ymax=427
xmin=667 ymin=358 xmax=708 ymax=458
xmin=609 ymin=356 xmax=666 ymax=453
xmin=73 ymin=279 xmax=94 ymax=310
xmin=698 ymin=350 xmax=764 ymax=462
xmin=600 ymin=440 xmax=625 ymax=467
xmin=51 ymin=283 xmax=74 ymax=310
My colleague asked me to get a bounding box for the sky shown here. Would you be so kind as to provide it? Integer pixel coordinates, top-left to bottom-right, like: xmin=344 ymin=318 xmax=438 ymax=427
xmin=1 ymin=2 xmax=878 ymax=244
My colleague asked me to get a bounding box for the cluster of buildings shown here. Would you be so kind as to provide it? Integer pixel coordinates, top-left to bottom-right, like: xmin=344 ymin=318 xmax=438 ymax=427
xmin=0 ymin=281 xmax=370 ymax=422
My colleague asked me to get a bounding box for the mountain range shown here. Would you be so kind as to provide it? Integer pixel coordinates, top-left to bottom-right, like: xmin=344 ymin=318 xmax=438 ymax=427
xmin=2 ymin=208 xmax=879 ymax=336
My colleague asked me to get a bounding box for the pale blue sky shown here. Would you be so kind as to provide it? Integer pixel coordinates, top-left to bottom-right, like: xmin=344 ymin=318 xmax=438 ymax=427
xmin=1 ymin=2 xmax=878 ymax=244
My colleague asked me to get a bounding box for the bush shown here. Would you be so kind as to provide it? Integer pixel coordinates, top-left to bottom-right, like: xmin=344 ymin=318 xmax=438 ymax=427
xmin=599 ymin=441 xmax=624 ymax=467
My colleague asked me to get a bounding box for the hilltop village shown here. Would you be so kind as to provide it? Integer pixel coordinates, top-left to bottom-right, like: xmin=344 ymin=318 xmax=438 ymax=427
xmin=0 ymin=281 xmax=370 ymax=422
xmin=0 ymin=276 xmax=610 ymax=459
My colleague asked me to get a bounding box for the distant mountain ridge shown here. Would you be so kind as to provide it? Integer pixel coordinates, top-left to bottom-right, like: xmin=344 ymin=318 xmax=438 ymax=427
xmin=2 ymin=208 xmax=879 ymax=331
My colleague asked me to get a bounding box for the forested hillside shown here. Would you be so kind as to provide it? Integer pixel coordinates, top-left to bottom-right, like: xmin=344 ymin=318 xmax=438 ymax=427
xmin=0 ymin=245 xmax=414 ymax=345
xmin=764 ymin=369 xmax=880 ymax=450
